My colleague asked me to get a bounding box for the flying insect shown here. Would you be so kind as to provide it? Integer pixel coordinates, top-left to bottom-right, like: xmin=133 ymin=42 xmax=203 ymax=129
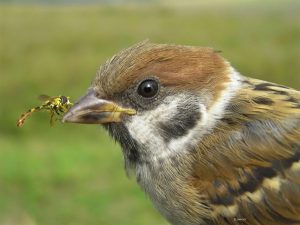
xmin=17 ymin=95 xmax=73 ymax=127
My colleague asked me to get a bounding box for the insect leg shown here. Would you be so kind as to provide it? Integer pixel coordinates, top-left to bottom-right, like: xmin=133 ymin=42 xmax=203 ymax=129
xmin=53 ymin=105 xmax=60 ymax=115
xmin=50 ymin=111 xmax=55 ymax=126
xmin=59 ymin=107 xmax=64 ymax=113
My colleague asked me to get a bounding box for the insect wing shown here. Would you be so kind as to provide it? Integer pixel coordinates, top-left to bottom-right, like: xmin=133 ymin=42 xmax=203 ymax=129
xmin=38 ymin=94 xmax=52 ymax=101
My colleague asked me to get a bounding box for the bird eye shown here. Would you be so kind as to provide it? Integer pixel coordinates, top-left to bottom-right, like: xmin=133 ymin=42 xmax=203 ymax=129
xmin=137 ymin=79 xmax=159 ymax=98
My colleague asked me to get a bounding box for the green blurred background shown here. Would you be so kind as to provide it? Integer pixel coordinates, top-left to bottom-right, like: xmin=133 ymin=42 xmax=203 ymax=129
xmin=0 ymin=0 xmax=299 ymax=224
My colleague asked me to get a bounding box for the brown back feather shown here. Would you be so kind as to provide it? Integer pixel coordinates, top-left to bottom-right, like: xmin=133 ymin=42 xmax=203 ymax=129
xmin=191 ymin=78 xmax=300 ymax=224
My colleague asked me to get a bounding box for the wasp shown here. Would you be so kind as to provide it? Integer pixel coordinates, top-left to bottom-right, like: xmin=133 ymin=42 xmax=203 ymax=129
xmin=17 ymin=95 xmax=73 ymax=127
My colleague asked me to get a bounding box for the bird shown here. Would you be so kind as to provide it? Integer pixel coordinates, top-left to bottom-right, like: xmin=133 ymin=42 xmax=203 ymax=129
xmin=63 ymin=41 xmax=300 ymax=225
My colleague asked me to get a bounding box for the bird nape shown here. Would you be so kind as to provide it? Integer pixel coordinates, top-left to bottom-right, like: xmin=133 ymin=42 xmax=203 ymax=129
xmin=63 ymin=41 xmax=300 ymax=225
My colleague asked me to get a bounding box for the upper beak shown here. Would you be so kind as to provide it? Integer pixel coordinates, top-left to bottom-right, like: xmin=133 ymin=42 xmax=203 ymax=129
xmin=62 ymin=90 xmax=136 ymax=124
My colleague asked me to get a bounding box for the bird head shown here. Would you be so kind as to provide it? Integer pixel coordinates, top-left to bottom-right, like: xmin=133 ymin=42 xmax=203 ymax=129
xmin=63 ymin=41 xmax=239 ymax=169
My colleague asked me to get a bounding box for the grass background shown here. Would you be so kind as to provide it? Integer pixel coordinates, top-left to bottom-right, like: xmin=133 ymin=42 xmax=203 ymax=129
xmin=1 ymin=1 xmax=300 ymax=224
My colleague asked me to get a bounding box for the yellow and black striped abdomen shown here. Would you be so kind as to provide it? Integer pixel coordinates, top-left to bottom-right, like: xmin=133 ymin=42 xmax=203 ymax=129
xmin=16 ymin=106 xmax=44 ymax=127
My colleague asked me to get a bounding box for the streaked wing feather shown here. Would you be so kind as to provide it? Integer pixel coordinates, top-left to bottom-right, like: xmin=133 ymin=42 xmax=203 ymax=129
xmin=193 ymin=79 xmax=300 ymax=224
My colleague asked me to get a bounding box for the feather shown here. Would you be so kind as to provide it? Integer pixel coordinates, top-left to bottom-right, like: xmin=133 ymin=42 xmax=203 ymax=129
xmin=191 ymin=78 xmax=300 ymax=224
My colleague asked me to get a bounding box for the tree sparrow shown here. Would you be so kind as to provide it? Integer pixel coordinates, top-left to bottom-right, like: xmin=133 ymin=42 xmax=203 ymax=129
xmin=63 ymin=41 xmax=300 ymax=225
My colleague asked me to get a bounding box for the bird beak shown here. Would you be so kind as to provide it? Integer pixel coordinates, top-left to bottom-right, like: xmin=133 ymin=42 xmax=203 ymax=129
xmin=62 ymin=90 xmax=136 ymax=124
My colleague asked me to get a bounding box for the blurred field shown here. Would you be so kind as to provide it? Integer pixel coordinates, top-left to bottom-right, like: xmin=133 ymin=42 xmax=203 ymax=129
xmin=0 ymin=1 xmax=300 ymax=225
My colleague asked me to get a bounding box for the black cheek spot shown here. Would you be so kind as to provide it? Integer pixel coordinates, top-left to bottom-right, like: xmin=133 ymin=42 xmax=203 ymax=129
xmin=252 ymin=97 xmax=274 ymax=106
xmin=158 ymin=102 xmax=201 ymax=142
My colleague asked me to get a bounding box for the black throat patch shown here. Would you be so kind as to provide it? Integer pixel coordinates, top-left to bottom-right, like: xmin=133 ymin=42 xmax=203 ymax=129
xmin=104 ymin=123 xmax=141 ymax=168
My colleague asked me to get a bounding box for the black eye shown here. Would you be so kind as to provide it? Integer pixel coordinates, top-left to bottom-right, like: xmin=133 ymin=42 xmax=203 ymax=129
xmin=137 ymin=79 xmax=159 ymax=98
xmin=60 ymin=96 xmax=68 ymax=104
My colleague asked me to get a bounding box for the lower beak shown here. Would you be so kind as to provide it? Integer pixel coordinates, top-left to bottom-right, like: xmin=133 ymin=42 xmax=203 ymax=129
xmin=62 ymin=90 xmax=136 ymax=124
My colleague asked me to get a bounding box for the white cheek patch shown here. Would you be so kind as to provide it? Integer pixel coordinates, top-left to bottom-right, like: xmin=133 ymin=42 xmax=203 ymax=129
xmin=205 ymin=67 xmax=242 ymax=130
xmin=126 ymin=97 xmax=181 ymax=157
xmin=125 ymin=66 xmax=242 ymax=161
xmin=126 ymin=93 xmax=208 ymax=160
